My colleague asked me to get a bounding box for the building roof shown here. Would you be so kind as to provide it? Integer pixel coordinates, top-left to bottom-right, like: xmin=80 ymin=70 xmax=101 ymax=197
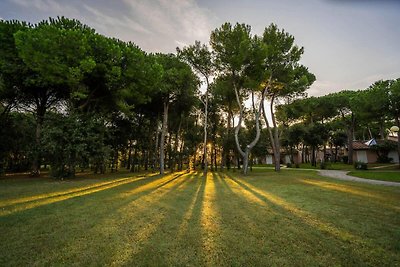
xmin=352 ymin=138 xmax=397 ymax=150
xmin=352 ymin=141 xmax=370 ymax=150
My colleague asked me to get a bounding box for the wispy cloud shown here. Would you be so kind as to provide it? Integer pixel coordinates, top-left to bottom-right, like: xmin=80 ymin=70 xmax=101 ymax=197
xmin=121 ymin=0 xmax=214 ymax=52
xmin=9 ymin=0 xmax=215 ymax=53
xmin=10 ymin=0 xmax=78 ymax=15
xmin=83 ymin=4 xmax=152 ymax=36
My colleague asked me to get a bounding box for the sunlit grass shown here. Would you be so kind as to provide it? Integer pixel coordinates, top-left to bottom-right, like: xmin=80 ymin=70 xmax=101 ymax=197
xmin=0 ymin=169 xmax=399 ymax=266
xmin=298 ymin=179 xmax=396 ymax=204
xmin=348 ymin=171 xmax=400 ymax=182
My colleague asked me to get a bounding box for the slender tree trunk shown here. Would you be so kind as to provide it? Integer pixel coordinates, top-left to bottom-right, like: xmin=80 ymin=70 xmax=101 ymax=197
xmin=115 ymin=150 xmax=119 ymax=172
xmin=160 ymin=102 xmax=169 ymax=175
xmin=347 ymin=128 xmax=354 ymax=164
xmin=290 ymin=146 xmax=294 ymax=164
xmin=214 ymin=145 xmax=217 ymax=171
xmin=368 ymin=127 xmax=373 ymax=140
xmin=153 ymin=125 xmax=159 ymax=171
xmin=179 ymin=139 xmax=184 ymax=171
xmin=143 ymin=150 xmax=148 ymax=171
xmin=347 ymin=113 xmax=355 ymax=164
xmin=32 ymin=110 xmax=45 ymax=176
xmin=395 ymin=117 xmax=400 ymax=168
xmin=311 ymin=146 xmax=316 ymax=166
xmin=172 ymin=116 xmax=182 ymax=173
xmin=131 ymin=147 xmax=137 ymax=172
xmin=379 ymin=122 xmax=385 ymax=140
xmin=203 ymin=78 xmax=209 ymax=176
xmin=126 ymin=140 xmax=132 ymax=170
xmin=167 ymin=134 xmax=172 ymax=171
xmin=334 ymin=145 xmax=338 ymax=162
xmin=262 ymin=93 xmax=280 ymax=172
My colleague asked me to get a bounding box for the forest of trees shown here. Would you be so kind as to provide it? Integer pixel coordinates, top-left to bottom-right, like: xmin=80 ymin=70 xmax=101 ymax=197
xmin=0 ymin=17 xmax=399 ymax=178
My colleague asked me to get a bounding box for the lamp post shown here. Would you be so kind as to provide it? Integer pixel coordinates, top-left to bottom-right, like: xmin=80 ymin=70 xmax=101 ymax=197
xmin=390 ymin=126 xmax=400 ymax=167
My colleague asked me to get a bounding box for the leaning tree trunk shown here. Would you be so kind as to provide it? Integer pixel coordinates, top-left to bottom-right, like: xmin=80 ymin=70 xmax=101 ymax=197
xmin=262 ymin=92 xmax=281 ymax=172
xmin=160 ymin=102 xmax=169 ymax=175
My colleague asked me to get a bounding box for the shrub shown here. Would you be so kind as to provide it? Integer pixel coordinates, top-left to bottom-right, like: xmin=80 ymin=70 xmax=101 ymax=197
xmin=286 ymin=163 xmax=292 ymax=168
xmin=354 ymin=161 xmax=368 ymax=170
xmin=320 ymin=161 xmax=330 ymax=169
xmin=342 ymin=156 xmax=348 ymax=164
xmin=377 ymin=154 xmax=393 ymax=163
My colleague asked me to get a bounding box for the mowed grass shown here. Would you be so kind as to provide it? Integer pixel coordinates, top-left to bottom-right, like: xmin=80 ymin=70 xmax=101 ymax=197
xmin=0 ymin=170 xmax=399 ymax=266
xmin=348 ymin=171 xmax=400 ymax=183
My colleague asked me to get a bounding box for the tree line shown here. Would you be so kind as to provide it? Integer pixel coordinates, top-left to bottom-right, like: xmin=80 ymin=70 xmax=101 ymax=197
xmin=277 ymin=80 xmax=400 ymax=166
xmin=0 ymin=17 xmax=398 ymax=177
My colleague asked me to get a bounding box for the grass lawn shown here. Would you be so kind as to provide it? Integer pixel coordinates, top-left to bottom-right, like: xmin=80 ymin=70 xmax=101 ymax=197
xmin=0 ymin=169 xmax=399 ymax=266
xmin=348 ymin=171 xmax=400 ymax=183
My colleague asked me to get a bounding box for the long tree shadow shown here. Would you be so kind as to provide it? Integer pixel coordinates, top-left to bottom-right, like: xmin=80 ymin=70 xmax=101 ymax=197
xmin=0 ymin=172 xmax=191 ymax=265
xmin=107 ymin=171 xmax=207 ymax=266
xmin=224 ymin=172 xmax=399 ymax=266
xmin=298 ymin=178 xmax=400 ymax=209
xmin=214 ymin=172 xmax=347 ymax=265
xmin=0 ymin=173 xmax=165 ymax=216
xmin=211 ymin=172 xmax=275 ymax=265
xmin=38 ymin=171 xmax=194 ymax=266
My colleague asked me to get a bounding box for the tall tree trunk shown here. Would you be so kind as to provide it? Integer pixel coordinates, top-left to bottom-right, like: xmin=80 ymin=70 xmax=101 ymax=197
xmin=347 ymin=128 xmax=354 ymax=164
xmin=131 ymin=147 xmax=137 ymax=172
xmin=242 ymin=149 xmax=249 ymax=174
xmin=379 ymin=122 xmax=385 ymax=140
xmin=115 ymin=150 xmax=119 ymax=172
xmin=395 ymin=117 xmax=400 ymax=168
xmin=203 ymin=78 xmax=209 ymax=176
xmin=347 ymin=113 xmax=355 ymax=164
xmin=153 ymin=125 xmax=159 ymax=171
xmin=126 ymin=140 xmax=132 ymax=170
xmin=311 ymin=146 xmax=316 ymax=167
xmin=214 ymin=145 xmax=217 ymax=171
xmin=32 ymin=112 xmax=45 ymax=176
xmin=160 ymin=102 xmax=168 ymax=175
xmin=168 ymin=134 xmax=173 ymax=172
xmin=262 ymin=93 xmax=280 ymax=172
xmin=179 ymin=139 xmax=184 ymax=171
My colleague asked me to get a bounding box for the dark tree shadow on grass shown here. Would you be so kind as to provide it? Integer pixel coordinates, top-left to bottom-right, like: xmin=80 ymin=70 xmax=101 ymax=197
xmin=223 ymin=172 xmax=398 ymax=266
xmin=0 ymin=172 xmax=189 ymax=266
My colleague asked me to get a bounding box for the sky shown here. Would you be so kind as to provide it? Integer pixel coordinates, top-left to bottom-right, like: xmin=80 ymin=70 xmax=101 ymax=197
xmin=1 ymin=0 xmax=399 ymax=97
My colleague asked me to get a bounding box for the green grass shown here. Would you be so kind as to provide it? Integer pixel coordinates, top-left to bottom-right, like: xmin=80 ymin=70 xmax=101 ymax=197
xmin=0 ymin=169 xmax=399 ymax=266
xmin=348 ymin=171 xmax=400 ymax=182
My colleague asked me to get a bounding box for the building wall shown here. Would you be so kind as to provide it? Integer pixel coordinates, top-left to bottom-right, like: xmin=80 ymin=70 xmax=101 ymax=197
xmin=366 ymin=151 xmax=378 ymax=163
xmin=388 ymin=151 xmax=399 ymax=163
xmin=355 ymin=150 xmax=368 ymax=163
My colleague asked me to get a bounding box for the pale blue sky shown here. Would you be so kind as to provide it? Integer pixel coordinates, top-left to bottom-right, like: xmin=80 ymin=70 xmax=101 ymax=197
xmin=1 ymin=0 xmax=399 ymax=96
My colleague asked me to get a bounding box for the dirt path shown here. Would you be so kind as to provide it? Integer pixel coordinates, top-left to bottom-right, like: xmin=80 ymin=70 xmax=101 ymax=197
xmin=318 ymin=170 xmax=400 ymax=187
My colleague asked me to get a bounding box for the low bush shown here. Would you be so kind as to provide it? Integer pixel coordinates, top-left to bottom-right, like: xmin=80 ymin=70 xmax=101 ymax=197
xmin=354 ymin=161 xmax=368 ymax=170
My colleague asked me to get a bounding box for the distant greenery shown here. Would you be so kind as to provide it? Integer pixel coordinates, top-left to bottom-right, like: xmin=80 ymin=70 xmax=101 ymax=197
xmin=0 ymin=170 xmax=399 ymax=266
xmin=348 ymin=171 xmax=400 ymax=183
